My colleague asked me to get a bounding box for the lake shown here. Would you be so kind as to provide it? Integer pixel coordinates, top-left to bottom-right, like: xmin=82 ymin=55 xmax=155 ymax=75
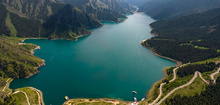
xmin=10 ymin=14 xmax=176 ymax=105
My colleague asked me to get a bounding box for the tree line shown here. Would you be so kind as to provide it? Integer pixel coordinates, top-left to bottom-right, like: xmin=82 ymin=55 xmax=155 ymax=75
xmin=177 ymin=62 xmax=220 ymax=78
xmin=165 ymin=77 xmax=220 ymax=105
xmin=143 ymin=8 xmax=220 ymax=63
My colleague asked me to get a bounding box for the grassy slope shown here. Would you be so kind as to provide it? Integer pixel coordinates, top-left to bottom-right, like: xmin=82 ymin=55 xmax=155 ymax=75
xmin=63 ymin=98 xmax=131 ymax=105
xmin=146 ymin=67 xmax=174 ymax=103
xmin=0 ymin=36 xmax=45 ymax=104
xmin=0 ymin=36 xmax=43 ymax=78
xmin=11 ymin=87 xmax=39 ymax=105
xmin=5 ymin=13 xmax=17 ymax=37
xmin=166 ymin=77 xmax=206 ymax=98
xmin=145 ymin=56 xmax=220 ymax=104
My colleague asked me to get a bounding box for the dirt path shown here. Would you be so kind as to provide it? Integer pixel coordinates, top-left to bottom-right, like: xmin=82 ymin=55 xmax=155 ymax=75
xmin=64 ymin=99 xmax=121 ymax=105
xmin=28 ymin=87 xmax=44 ymax=105
xmin=198 ymin=72 xmax=209 ymax=84
xmin=149 ymin=63 xmax=220 ymax=105
xmin=210 ymin=67 xmax=220 ymax=83
xmin=12 ymin=91 xmax=30 ymax=105
xmin=152 ymin=67 xmax=220 ymax=105
xmin=170 ymin=63 xmax=189 ymax=82
xmin=149 ymin=83 xmax=166 ymax=105
xmin=2 ymin=78 xmax=10 ymax=92
xmin=149 ymin=63 xmax=189 ymax=105
xmin=156 ymin=72 xmax=198 ymax=105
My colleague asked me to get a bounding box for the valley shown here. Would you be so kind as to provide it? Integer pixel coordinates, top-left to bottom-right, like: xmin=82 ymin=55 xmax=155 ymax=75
xmin=1 ymin=0 xmax=220 ymax=105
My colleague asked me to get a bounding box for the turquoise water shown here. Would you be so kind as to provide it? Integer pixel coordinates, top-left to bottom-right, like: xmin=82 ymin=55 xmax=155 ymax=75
xmin=10 ymin=14 xmax=176 ymax=105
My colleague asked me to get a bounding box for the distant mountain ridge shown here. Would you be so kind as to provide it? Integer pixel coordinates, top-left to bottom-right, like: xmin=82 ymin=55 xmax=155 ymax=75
xmin=60 ymin=0 xmax=136 ymax=22
xmin=139 ymin=0 xmax=220 ymax=20
xmin=118 ymin=0 xmax=149 ymax=7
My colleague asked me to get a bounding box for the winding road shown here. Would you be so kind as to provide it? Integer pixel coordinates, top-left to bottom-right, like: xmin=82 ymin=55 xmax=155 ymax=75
xmin=11 ymin=87 xmax=43 ymax=105
xmin=2 ymin=78 xmax=11 ymax=92
xmin=28 ymin=87 xmax=44 ymax=105
xmin=156 ymin=72 xmax=198 ymax=105
xmin=149 ymin=63 xmax=220 ymax=105
xmin=198 ymin=72 xmax=209 ymax=84
xmin=149 ymin=63 xmax=189 ymax=105
xmin=12 ymin=91 xmax=30 ymax=105
xmin=210 ymin=68 xmax=220 ymax=84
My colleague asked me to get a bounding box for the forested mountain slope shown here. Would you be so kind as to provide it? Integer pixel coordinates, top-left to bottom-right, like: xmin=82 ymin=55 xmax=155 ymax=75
xmin=0 ymin=0 xmax=102 ymax=39
xmin=142 ymin=8 xmax=220 ymax=63
xmin=99 ymin=0 xmax=134 ymax=14
xmin=139 ymin=0 xmax=220 ymax=20
xmin=118 ymin=0 xmax=149 ymax=7
xmin=2 ymin=0 xmax=62 ymax=20
xmin=43 ymin=4 xmax=102 ymax=39
xmin=59 ymin=0 xmax=135 ymax=22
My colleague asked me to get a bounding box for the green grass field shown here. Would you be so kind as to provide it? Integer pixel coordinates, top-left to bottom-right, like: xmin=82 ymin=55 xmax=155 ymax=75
xmin=11 ymin=87 xmax=39 ymax=105
xmin=160 ymin=77 xmax=207 ymax=105
xmin=63 ymin=98 xmax=131 ymax=105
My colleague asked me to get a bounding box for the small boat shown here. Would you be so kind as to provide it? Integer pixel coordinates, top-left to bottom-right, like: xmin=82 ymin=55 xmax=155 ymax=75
xmin=65 ymin=96 xmax=69 ymax=100
xmin=134 ymin=97 xmax=137 ymax=102
xmin=132 ymin=91 xmax=137 ymax=94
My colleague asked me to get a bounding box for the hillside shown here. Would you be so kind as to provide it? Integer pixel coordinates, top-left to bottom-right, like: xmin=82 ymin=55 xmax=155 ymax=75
xmin=0 ymin=0 xmax=102 ymax=39
xmin=142 ymin=8 xmax=220 ymax=63
xmin=139 ymin=0 xmax=220 ymax=20
xmin=59 ymin=0 xmax=134 ymax=22
xmin=99 ymin=0 xmax=134 ymax=14
xmin=2 ymin=0 xmax=62 ymax=21
xmin=43 ymin=4 xmax=102 ymax=39
xmin=165 ymin=77 xmax=220 ymax=104
xmin=0 ymin=36 xmax=44 ymax=78
xmin=118 ymin=0 xmax=149 ymax=7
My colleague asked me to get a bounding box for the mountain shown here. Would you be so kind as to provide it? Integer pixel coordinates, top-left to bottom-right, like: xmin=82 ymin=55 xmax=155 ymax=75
xmin=43 ymin=4 xmax=102 ymax=39
xmin=1 ymin=0 xmax=62 ymax=21
xmin=59 ymin=0 xmax=135 ymax=22
xmin=0 ymin=0 xmax=102 ymax=39
xmin=99 ymin=0 xmax=133 ymax=14
xmin=118 ymin=0 xmax=149 ymax=7
xmin=139 ymin=0 xmax=220 ymax=20
xmin=142 ymin=8 xmax=220 ymax=63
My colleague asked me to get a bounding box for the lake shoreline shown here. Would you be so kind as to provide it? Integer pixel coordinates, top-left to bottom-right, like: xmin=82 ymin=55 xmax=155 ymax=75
xmin=141 ymin=41 xmax=182 ymax=66
xmin=141 ymin=25 xmax=182 ymax=66
xmin=12 ymin=14 xmax=177 ymax=104
xmin=140 ymin=24 xmax=183 ymax=103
